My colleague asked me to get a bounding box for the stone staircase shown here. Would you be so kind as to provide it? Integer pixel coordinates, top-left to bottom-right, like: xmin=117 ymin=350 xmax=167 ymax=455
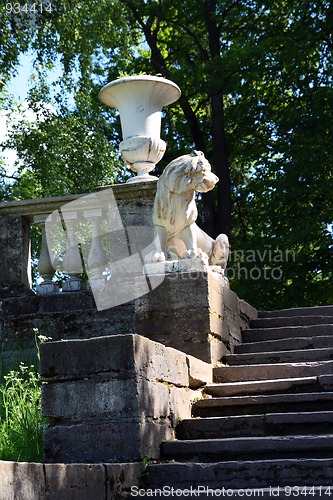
xmin=144 ymin=306 xmax=333 ymax=495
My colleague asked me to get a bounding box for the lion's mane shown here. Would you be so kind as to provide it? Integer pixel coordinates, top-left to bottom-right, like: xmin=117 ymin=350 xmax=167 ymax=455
xmin=153 ymin=151 xmax=212 ymax=236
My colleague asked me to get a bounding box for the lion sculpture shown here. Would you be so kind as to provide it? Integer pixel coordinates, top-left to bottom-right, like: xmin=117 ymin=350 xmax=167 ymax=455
xmin=149 ymin=150 xmax=229 ymax=275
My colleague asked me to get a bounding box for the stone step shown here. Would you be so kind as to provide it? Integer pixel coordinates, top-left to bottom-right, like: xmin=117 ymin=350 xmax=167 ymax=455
xmin=205 ymin=376 xmax=318 ymax=397
xmin=223 ymin=347 xmax=333 ymax=365
xmin=214 ymin=361 xmax=333 ymax=383
xmin=251 ymin=315 xmax=333 ymax=329
xmin=161 ymin=434 xmax=333 ymax=462
xmin=236 ymin=336 xmax=333 ymax=354
xmin=177 ymin=411 xmax=333 ymax=440
xmin=259 ymin=305 xmax=333 ymax=318
xmin=242 ymin=324 xmax=333 ymax=343
xmin=192 ymin=392 xmax=333 ymax=417
xmin=144 ymin=459 xmax=333 ymax=489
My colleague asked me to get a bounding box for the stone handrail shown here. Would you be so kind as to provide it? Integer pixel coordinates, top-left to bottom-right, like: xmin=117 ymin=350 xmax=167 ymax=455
xmin=0 ymin=193 xmax=86 ymax=221
xmin=0 ymin=182 xmax=157 ymax=296
xmin=0 ymin=193 xmax=88 ymax=295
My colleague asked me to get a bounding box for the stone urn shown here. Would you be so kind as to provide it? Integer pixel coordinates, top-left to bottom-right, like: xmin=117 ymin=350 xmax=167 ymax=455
xmin=99 ymin=75 xmax=181 ymax=183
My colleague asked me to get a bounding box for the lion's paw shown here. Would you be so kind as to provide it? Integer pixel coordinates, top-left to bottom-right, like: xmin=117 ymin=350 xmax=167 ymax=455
xmin=145 ymin=251 xmax=166 ymax=263
xmin=185 ymin=248 xmax=209 ymax=261
xmin=210 ymin=264 xmax=224 ymax=275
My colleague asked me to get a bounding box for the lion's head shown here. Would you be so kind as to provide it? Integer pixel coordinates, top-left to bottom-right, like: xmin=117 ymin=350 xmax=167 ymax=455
xmin=153 ymin=151 xmax=219 ymax=236
xmin=160 ymin=150 xmax=219 ymax=194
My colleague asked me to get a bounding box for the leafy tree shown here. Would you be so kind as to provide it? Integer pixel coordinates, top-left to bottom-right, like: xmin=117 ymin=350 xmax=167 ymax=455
xmin=1 ymin=0 xmax=332 ymax=309
xmin=3 ymin=92 xmax=125 ymax=200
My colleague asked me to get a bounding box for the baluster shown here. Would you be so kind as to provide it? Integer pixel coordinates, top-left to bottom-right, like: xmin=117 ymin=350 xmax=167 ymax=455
xmin=84 ymin=208 xmax=108 ymax=291
xmin=35 ymin=215 xmax=59 ymax=294
xmin=61 ymin=210 xmax=85 ymax=292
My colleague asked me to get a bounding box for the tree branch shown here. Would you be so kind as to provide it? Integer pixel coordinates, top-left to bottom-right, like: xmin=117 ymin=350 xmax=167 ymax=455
xmin=218 ymin=0 xmax=241 ymax=32
xmin=121 ymin=0 xmax=207 ymax=153
xmin=194 ymin=96 xmax=211 ymax=114
xmin=3 ymin=174 xmax=22 ymax=181
xmin=168 ymin=21 xmax=209 ymax=61
xmin=121 ymin=0 xmax=147 ymax=31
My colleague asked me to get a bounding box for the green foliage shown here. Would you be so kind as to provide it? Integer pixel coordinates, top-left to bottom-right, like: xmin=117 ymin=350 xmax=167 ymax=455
xmin=1 ymin=0 xmax=333 ymax=309
xmin=140 ymin=455 xmax=149 ymax=478
xmin=0 ymin=363 xmax=46 ymax=462
xmin=2 ymin=81 xmax=126 ymax=199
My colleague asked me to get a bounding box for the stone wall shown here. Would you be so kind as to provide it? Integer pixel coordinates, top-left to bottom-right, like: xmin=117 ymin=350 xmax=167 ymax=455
xmin=0 ymin=292 xmax=134 ymax=372
xmin=40 ymin=333 xmax=211 ymax=463
xmin=0 ymin=183 xmax=257 ymax=371
xmin=0 ymin=182 xmax=157 ymax=372
xmin=0 ymin=182 xmax=258 ymax=484
xmin=0 ymin=461 xmax=141 ymax=500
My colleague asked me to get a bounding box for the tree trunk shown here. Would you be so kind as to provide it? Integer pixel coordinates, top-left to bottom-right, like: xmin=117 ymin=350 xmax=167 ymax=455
xmin=205 ymin=0 xmax=232 ymax=237
xmin=122 ymin=0 xmax=226 ymax=238
xmin=210 ymin=93 xmax=232 ymax=236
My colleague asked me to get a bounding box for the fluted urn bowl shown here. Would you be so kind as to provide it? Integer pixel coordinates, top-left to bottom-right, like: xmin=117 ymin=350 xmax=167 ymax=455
xmin=99 ymin=75 xmax=181 ymax=183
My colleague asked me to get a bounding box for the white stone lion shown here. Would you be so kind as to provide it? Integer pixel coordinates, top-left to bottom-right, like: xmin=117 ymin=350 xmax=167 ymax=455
xmin=148 ymin=150 xmax=229 ymax=274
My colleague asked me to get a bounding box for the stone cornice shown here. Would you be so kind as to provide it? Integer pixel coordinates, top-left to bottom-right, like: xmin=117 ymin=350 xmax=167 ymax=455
xmin=0 ymin=181 xmax=157 ymax=220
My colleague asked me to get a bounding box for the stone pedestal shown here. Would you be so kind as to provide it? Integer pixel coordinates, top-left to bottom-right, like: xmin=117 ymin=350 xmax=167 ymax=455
xmin=135 ymin=271 xmax=257 ymax=364
xmin=98 ymin=180 xmax=156 ymax=228
xmin=41 ymin=334 xmax=210 ymax=463
xmin=0 ymin=215 xmax=32 ymax=297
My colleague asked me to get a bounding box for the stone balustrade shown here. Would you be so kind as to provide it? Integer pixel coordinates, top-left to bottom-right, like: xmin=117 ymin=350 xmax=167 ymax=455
xmin=0 ymin=182 xmax=156 ymax=298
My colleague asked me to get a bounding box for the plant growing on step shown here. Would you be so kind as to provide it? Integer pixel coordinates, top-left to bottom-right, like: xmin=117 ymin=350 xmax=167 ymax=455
xmin=0 ymin=330 xmax=50 ymax=462
xmin=140 ymin=456 xmax=149 ymax=478
xmin=0 ymin=362 xmax=47 ymax=462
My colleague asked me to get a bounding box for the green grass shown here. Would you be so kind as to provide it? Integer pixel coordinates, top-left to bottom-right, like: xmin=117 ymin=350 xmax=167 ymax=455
xmin=0 ymin=362 xmax=47 ymax=462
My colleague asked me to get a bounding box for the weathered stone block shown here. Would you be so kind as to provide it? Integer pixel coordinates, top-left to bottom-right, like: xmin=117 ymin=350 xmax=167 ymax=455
xmin=41 ymin=335 xmax=137 ymax=381
xmin=0 ymin=461 xmax=45 ymax=500
xmin=0 ymin=461 xmax=142 ymax=500
xmin=135 ymin=272 xmax=226 ymax=362
xmin=38 ymin=290 xmax=96 ymax=313
xmin=135 ymin=272 xmax=257 ymax=362
xmin=41 ymin=334 xmax=189 ymax=387
xmin=133 ymin=335 xmax=189 ymax=387
xmin=44 ymin=463 xmax=105 ymax=500
xmin=43 ymin=377 xmax=172 ymax=424
xmin=111 ymin=180 xmax=156 ymax=228
xmin=41 ymin=334 xmax=196 ymax=462
xmin=137 ymin=379 xmax=170 ymax=419
xmin=0 ymin=215 xmax=32 ymax=296
xmin=44 ymin=418 xmax=175 ymax=463
xmin=62 ymin=277 xmax=85 ymax=292
xmin=105 ymin=463 xmax=141 ymax=500
xmin=42 ymin=378 xmax=139 ymax=421
xmin=0 ymin=295 xmax=40 ymax=317
xmin=223 ymin=286 xmax=240 ymax=316
xmin=0 ymin=297 xmax=135 ymax=374
xmin=36 ymin=281 xmax=59 ymax=295
xmin=239 ymin=298 xmax=258 ymax=329
xmin=168 ymin=386 xmax=198 ymax=427
xmin=140 ymin=421 xmax=174 ymax=459
xmin=186 ymin=355 xmax=213 ymax=388
xmin=44 ymin=420 xmax=142 ymax=463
